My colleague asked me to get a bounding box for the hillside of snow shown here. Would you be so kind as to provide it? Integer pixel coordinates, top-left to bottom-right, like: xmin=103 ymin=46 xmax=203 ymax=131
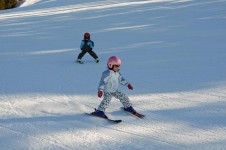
xmin=1 ymin=0 xmax=226 ymax=149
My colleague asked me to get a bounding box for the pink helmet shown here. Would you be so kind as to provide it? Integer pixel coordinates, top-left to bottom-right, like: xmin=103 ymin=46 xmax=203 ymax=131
xmin=107 ymin=56 xmax=122 ymax=69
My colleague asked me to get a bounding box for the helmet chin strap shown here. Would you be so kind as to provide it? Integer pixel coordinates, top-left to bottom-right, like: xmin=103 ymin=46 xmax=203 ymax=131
xmin=108 ymin=65 xmax=120 ymax=72
xmin=108 ymin=66 xmax=113 ymax=70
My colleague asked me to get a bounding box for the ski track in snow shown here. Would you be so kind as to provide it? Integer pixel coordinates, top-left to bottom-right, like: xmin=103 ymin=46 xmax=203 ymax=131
xmin=1 ymin=89 xmax=226 ymax=149
xmin=1 ymin=0 xmax=226 ymax=149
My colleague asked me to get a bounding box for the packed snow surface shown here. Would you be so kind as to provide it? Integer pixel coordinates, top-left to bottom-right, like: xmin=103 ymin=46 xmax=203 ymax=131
xmin=0 ymin=0 xmax=226 ymax=149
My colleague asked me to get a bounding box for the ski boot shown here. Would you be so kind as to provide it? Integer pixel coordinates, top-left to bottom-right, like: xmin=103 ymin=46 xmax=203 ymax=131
xmin=91 ymin=109 xmax=107 ymax=118
xmin=76 ymin=59 xmax=83 ymax=64
xmin=124 ymin=106 xmax=136 ymax=114
xmin=96 ymin=58 xmax=99 ymax=64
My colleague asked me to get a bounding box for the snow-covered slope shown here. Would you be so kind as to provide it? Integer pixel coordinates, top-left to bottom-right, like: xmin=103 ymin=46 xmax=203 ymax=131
xmin=0 ymin=0 xmax=226 ymax=149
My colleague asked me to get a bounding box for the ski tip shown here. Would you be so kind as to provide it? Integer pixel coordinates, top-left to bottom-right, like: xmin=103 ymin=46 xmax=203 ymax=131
xmin=139 ymin=114 xmax=145 ymax=118
xmin=110 ymin=119 xmax=122 ymax=123
xmin=112 ymin=119 xmax=122 ymax=123
xmin=134 ymin=113 xmax=145 ymax=119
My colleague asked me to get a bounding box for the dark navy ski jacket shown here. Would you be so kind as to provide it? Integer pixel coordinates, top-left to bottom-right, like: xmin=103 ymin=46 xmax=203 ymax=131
xmin=80 ymin=40 xmax=94 ymax=51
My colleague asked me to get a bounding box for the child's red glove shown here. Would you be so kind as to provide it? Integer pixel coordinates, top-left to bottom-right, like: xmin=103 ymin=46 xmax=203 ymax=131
xmin=98 ymin=91 xmax=103 ymax=98
xmin=128 ymin=84 xmax=133 ymax=90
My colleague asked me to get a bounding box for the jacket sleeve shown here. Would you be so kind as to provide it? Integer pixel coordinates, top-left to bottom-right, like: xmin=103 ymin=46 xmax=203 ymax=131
xmin=98 ymin=70 xmax=110 ymax=91
xmin=90 ymin=41 xmax=94 ymax=49
xmin=118 ymin=72 xmax=129 ymax=86
xmin=80 ymin=40 xmax=84 ymax=50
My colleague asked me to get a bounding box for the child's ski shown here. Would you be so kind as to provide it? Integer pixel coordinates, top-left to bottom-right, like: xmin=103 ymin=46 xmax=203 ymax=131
xmin=85 ymin=113 xmax=122 ymax=123
xmin=121 ymin=107 xmax=145 ymax=118
xmin=76 ymin=60 xmax=84 ymax=64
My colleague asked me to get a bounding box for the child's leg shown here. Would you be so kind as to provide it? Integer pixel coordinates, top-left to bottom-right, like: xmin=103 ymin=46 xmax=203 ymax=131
xmin=97 ymin=92 xmax=112 ymax=111
xmin=77 ymin=50 xmax=87 ymax=60
xmin=88 ymin=50 xmax=98 ymax=60
xmin=113 ymin=90 xmax=132 ymax=108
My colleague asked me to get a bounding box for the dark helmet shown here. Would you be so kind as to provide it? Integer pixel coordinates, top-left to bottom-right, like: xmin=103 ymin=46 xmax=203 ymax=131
xmin=84 ymin=32 xmax=90 ymax=39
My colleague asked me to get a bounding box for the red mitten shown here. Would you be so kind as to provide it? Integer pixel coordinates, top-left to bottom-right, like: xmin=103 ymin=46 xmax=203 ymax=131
xmin=128 ymin=84 xmax=133 ymax=90
xmin=98 ymin=91 xmax=103 ymax=98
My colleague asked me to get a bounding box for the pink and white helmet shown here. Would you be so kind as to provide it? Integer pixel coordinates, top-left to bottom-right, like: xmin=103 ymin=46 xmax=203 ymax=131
xmin=107 ymin=56 xmax=122 ymax=69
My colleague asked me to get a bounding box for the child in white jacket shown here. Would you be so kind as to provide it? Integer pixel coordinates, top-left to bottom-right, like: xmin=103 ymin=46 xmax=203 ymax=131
xmin=92 ymin=56 xmax=135 ymax=118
